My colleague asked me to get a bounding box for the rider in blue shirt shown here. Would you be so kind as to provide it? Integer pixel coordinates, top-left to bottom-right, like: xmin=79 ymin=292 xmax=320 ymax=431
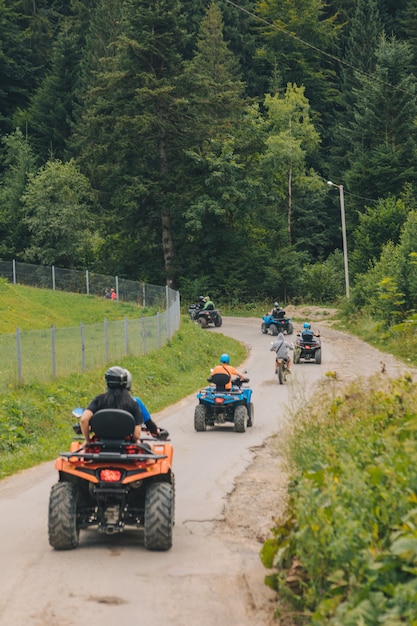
xmin=125 ymin=369 xmax=169 ymax=439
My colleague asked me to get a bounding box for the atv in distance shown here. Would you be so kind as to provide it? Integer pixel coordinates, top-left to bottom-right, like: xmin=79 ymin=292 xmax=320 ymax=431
xmin=48 ymin=408 xmax=175 ymax=551
xmin=189 ymin=302 xmax=222 ymax=328
xmin=293 ymin=332 xmax=322 ymax=364
xmin=194 ymin=373 xmax=253 ymax=433
xmin=261 ymin=312 xmax=293 ymax=335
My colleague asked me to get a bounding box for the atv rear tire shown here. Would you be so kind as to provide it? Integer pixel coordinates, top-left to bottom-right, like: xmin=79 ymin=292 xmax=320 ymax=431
xmin=214 ymin=314 xmax=223 ymax=327
xmin=144 ymin=482 xmax=174 ymax=551
xmin=247 ymin=402 xmax=254 ymax=427
xmin=293 ymin=349 xmax=301 ymax=364
xmin=234 ymin=405 xmax=247 ymax=432
xmin=198 ymin=316 xmax=207 ymax=328
xmin=271 ymin=324 xmax=279 ymax=336
xmin=315 ymin=348 xmax=322 ymax=364
xmin=287 ymin=322 xmax=293 ymax=335
xmin=261 ymin=323 xmax=268 ymax=334
xmin=48 ymin=482 xmax=79 ymax=550
xmin=194 ymin=405 xmax=207 ymax=431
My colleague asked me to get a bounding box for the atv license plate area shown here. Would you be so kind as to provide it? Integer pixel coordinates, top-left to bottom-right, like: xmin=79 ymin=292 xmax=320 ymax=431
xmin=99 ymin=469 xmax=123 ymax=482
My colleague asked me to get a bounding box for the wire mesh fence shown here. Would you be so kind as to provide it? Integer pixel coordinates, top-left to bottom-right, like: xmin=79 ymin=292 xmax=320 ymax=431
xmin=0 ymin=260 xmax=181 ymax=389
xmin=0 ymin=259 xmax=170 ymax=307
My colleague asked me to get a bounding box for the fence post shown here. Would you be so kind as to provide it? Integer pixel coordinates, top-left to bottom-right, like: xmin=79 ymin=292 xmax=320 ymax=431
xmin=51 ymin=325 xmax=56 ymax=378
xmin=86 ymin=270 xmax=90 ymax=296
xmin=141 ymin=314 xmax=146 ymax=354
xmin=52 ymin=265 xmax=56 ymax=291
xmin=104 ymin=318 xmax=109 ymax=362
xmin=16 ymin=327 xmax=22 ymax=383
xmin=116 ymin=276 xmax=119 ymax=301
xmin=165 ymin=286 xmax=170 ymax=338
xmin=81 ymin=322 xmax=85 ymax=371
xmin=13 ymin=259 xmax=16 ymax=285
xmin=157 ymin=312 xmax=161 ymax=349
xmin=142 ymin=283 xmax=146 ymax=307
xmin=124 ymin=317 xmax=129 ymax=355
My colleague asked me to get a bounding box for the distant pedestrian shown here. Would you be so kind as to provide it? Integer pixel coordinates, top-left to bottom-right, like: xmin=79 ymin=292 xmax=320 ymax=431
xmin=104 ymin=288 xmax=111 ymax=299
xmin=111 ymin=288 xmax=117 ymax=301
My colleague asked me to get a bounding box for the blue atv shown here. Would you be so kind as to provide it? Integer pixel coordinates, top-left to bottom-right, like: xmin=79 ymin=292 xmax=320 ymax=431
xmin=261 ymin=313 xmax=294 ymax=336
xmin=194 ymin=373 xmax=254 ymax=433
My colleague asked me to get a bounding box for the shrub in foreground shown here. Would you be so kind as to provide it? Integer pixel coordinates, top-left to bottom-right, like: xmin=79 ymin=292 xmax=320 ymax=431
xmin=261 ymin=374 xmax=417 ymax=625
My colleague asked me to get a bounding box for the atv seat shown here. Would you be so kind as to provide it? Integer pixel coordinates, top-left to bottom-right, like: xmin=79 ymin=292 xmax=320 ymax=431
xmin=209 ymin=372 xmax=231 ymax=391
xmin=90 ymin=409 xmax=136 ymax=440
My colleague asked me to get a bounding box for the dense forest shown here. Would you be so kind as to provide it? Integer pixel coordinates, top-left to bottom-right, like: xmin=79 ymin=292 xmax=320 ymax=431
xmin=1 ymin=0 xmax=417 ymax=318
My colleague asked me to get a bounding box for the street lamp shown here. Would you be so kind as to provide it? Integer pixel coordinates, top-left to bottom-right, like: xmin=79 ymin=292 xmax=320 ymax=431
xmin=327 ymin=180 xmax=350 ymax=299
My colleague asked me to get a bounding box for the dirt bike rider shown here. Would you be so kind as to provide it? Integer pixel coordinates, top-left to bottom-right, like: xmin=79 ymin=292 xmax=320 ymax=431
xmin=209 ymin=354 xmax=248 ymax=390
xmin=124 ymin=368 xmax=169 ymax=440
xmin=80 ymin=366 xmax=143 ymax=445
xmin=270 ymin=333 xmax=292 ymax=374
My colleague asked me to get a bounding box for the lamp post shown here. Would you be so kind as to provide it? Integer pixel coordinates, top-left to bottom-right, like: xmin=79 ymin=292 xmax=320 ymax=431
xmin=327 ymin=180 xmax=350 ymax=299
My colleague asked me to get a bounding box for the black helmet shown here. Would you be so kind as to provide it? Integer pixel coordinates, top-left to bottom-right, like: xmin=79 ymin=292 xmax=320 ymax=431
xmin=105 ymin=366 xmax=128 ymax=389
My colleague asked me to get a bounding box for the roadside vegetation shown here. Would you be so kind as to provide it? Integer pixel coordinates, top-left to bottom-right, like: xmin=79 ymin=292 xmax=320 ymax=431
xmin=260 ymin=299 xmax=417 ymax=624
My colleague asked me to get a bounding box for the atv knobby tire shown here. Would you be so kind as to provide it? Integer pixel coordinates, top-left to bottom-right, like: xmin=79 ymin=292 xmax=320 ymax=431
xmin=198 ymin=316 xmax=208 ymax=328
xmin=214 ymin=314 xmax=222 ymax=327
xmin=234 ymin=405 xmax=247 ymax=432
xmin=48 ymin=482 xmax=79 ymax=550
xmin=315 ymin=348 xmax=322 ymax=364
xmin=194 ymin=405 xmax=207 ymax=431
xmin=270 ymin=324 xmax=279 ymax=336
xmin=247 ymin=402 xmax=254 ymax=427
xmin=287 ymin=322 xmax=293 ymax=335
xmin=261 ymin=323 xmax=268 ymax=334
xmin=144 ymin=482 xmax=174 ymax=551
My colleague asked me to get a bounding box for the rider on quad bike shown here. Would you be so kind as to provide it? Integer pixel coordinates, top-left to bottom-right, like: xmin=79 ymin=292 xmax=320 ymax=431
xmin=80 ymin=366 xmax=143 ymax=444
xmin=209 ymin=353 xmax=248 ymax=390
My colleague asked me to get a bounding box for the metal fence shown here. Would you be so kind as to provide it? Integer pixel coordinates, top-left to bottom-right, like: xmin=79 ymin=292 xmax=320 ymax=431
xmin=0 ymin=260 xmax=181 ymax=389
xmin=0 ymin=259 xmax=169 ymax=307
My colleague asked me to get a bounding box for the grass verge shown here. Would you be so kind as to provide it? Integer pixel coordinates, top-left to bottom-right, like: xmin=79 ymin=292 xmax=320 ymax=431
xmin=0 ymin=317 xmax=246 ymax=480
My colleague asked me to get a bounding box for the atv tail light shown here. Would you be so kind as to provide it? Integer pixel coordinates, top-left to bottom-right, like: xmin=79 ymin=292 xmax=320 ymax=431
xmin=214 ymin=397 xmax=225 ymax=405
xmin=99 ymin=469 xmax=122 ymax=482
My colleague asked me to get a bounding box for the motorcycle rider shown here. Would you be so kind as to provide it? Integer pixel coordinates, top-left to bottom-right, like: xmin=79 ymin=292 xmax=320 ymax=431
xmin=80 ymin=366 xmax=143 ymax=445
xmin=209 ymin=354 xmax=248 ymax=390
xmin=124 ymin=368 xmax=168 ymax=440
xmin=270 ymin=333 xmax=292 ymax=374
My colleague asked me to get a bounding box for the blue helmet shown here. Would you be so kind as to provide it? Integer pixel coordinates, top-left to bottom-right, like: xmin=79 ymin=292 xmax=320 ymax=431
xmin=303 ymin=322 xmax=311 ymax=329
xmin=220 ymin=353 xmax=230 ymax=364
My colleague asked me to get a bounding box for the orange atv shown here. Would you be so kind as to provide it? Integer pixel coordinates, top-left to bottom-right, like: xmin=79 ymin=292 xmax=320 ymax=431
xmin=48 ymin=408 xmax=174 ymax=551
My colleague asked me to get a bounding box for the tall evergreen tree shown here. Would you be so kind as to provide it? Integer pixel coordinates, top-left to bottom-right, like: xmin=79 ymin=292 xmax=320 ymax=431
xmin=72 ymin=0 xmax=190 ymax=285
xmin=0 ymin=128 xmax=36 ymax=259
xmin=345 ymin=34 xmax=417 ymax=219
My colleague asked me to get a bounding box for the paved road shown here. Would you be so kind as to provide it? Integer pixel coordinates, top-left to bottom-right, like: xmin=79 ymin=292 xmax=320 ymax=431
xmin=0 ymin=317 xmax=409 ymax=626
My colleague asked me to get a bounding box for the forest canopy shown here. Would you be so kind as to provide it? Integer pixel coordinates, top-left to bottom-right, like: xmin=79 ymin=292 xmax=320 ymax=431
xmin=1 ymin=0 xmax=417 ymax=314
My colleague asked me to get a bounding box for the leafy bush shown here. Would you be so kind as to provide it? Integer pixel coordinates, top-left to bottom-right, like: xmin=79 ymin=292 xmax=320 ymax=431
xmin=261 ymin=374 xmax=417 ymax=624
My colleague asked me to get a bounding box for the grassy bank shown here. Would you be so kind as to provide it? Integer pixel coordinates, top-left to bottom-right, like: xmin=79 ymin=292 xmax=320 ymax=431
xmin=0 ymin=313 xmax=246 ymax=480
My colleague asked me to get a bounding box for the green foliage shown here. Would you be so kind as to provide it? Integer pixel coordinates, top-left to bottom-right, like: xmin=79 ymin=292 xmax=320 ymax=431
xmin=21 ymin=158 xmax=98 ymax=267
xmin=263 ymin=375 xmax=417 ymax=624
xmin=298 ymin=251 xmax=345 ymax=303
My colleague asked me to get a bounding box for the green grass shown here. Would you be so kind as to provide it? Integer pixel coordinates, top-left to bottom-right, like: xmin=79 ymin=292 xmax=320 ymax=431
xmin=0 ymin=314 xmax=246 ymax=480
xmin=0 ymin=278 xmax=148 ymax=333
